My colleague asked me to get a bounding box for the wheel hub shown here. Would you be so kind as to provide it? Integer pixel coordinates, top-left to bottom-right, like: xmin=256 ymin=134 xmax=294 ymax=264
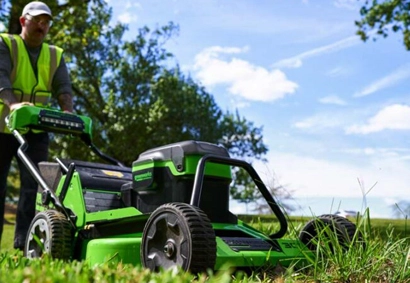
xmin=163 ymin=240 xmax=176 ymax=258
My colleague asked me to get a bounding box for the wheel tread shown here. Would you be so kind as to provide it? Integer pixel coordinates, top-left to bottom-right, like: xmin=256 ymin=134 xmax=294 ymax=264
xmin=25 ymin=210 xmax=72 ymax=260
xmin=299 ymin=213 xmax=361 ymax=252
xmin=141 ymin=202 xmax=216 ymax=273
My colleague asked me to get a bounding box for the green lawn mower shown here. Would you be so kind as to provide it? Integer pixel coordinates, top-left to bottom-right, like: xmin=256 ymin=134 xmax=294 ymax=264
xmin=6 ymin=105 xmax=360 ymax=273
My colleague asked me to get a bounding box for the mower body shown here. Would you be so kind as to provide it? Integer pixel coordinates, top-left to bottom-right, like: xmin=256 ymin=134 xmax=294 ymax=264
xmin=7 ymin=106 xmax=314 ymax=272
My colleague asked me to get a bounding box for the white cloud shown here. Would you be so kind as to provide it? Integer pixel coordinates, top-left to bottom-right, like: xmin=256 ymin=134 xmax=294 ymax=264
xmin=293 ymin=119 xmax=315 ymax=129
xmin=117 ymin=12 xmax=137 ymax=24
xmin=346 ymin=104 xmax=410 ymax=134
xmin=341 ymin=147 xmax=410 ymax=159
xmin=255 ymin=150 xmax=410 ymax=199
xmin=334 ymin=0 xmax=359 ymax=10
xmin=318 ymin=95 xmax=347 ymax=105
xmin=355 ymin=66 xmax=410 ymax=97
xmin=273 ymin=35 xmax=360 ymax=69
xmin=342 ymin=147 xmax=377 ymax=156
xmin=293 ymin=113 xmax=345 ymax=130
xmin=193 ymin=46 xmax=298 ymax=102
xmin=125 ymin=2 xmax=142 ymax=9
xmin=230 ymin=99 xmax=250 ymax=109
xmin=326 ymin=67 xmax=349 ymax=77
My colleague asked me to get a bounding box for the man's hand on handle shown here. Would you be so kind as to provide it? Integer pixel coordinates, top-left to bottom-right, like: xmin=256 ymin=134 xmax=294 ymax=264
xmin=10 ymin=102 xmax=34 ymax=111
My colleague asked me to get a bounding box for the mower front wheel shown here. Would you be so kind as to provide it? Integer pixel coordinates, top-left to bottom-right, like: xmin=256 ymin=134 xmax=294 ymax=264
xmin=299 ymin=214 xmax=359 ymax=252
xmin=24 ymin=210 xmax=72 ymax=260
xmin=141 ymin=202 xmax=216 ymax=273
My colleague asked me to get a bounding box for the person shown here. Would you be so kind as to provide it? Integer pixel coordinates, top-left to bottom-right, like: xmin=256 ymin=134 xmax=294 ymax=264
xmin=0 ymin=1 xmax=73 ymax=250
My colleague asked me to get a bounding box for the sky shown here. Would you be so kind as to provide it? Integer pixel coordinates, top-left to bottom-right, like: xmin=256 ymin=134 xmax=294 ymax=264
xmin=107 ymin=0 xmax=410 ymax=218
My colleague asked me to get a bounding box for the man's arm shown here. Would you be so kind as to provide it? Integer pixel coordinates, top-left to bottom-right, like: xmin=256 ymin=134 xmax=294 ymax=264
xmin=52 ymin=56 xmax=73 ymax=113
xmin=0 ymin=88 xmax=18 ymax=107
xmin=0 ymin=38 xmax=20 ymax=109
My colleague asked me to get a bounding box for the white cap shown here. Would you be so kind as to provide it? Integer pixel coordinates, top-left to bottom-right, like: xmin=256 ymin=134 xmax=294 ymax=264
xmin=22 ymin=1 xmax=53 ymax=19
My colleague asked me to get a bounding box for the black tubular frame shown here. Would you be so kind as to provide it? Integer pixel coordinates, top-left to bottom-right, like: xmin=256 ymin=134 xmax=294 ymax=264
xmin=59 ymin=163 xmax=75 ymax=202
xmin=7 ymin=118 xmax=77 ymax=229
xmin=80 ymin=134 xmax=126 ymax=167
xmin=190 ymin=154 xmax=288 ymax=239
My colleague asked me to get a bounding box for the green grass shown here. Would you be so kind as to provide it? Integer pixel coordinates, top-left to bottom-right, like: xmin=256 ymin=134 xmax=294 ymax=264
xmin=239 ymin=214 xmax=410 ymax=241
xmin=1 ymin=213 xmax=15 ymax=252
xmin=1 ymin=213 xmax=410 ymax=282
xmin=0 ymin=255 xmax=235 ymax=283
xmin=303 ymin=213 xmax=410 ymax=282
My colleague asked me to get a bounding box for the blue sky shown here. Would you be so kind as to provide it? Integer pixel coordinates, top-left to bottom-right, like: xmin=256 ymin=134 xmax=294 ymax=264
xmin=107 ymin=0 xmax=410 ymax=218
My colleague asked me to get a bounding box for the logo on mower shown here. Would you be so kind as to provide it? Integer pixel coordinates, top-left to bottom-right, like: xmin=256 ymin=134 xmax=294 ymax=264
xmin=134 ymin=171 xmax=152 ymax=182
xmin=101 ymin=170 xmax=124 ymax=178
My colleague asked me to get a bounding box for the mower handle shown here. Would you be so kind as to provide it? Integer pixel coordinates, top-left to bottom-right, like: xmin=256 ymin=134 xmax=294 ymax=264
xmin=5 ymin=115 xmax=75 ymax=226
xmin=190 ymin=154 xmax=288 ymax=239
xmin=6 ymin=105 xmax=125 ymax=167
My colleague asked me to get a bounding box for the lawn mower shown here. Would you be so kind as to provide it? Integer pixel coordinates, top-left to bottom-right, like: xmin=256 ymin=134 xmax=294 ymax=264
xmin=6 ymin=105 xmax=359 ymax=273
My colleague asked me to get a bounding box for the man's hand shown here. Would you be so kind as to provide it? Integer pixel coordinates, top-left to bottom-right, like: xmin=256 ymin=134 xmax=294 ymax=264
xmin=10 ymin=102 xmax=33 ymax=111
xmin=57 ymin=93 xmax=73 ymax=113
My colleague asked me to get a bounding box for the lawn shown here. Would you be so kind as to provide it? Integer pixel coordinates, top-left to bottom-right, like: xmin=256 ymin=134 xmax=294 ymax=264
xmin=1 ymin=211 xmax=410 ymax=282
xmin=1 ymin=212 xmax=15 ymax=252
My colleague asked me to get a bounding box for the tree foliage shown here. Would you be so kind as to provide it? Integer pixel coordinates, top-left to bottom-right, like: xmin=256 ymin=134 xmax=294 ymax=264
xmin=1 ymin=1 xmax=268 ymax=164
xmin=0 ymin=0 xmax=291 ymax=210
xmin=44 ymin=0 xmax=267 ymax=167
xmin=356 ymin=0 xmax=410 ymax=50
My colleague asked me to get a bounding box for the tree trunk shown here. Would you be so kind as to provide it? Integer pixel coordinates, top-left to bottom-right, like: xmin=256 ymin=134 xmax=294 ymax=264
xmin=7 ymin=0 xmax=30 ymax=34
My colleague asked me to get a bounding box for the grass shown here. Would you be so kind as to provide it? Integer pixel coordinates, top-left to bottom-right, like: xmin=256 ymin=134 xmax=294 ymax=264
xmin=302 ymin=212 xmax=410 ymax=282
xmin=0 ymin=255 xmax=227 ymax=283
xmin=1 ymin=212 xmax=15 ymax=251
xmin=1 ymin=211 xmax=410 ymax=282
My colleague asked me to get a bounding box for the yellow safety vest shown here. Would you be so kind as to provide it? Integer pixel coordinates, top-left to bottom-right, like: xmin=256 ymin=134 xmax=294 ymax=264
xmin=0 ymin=34 xmax=63 ymax=133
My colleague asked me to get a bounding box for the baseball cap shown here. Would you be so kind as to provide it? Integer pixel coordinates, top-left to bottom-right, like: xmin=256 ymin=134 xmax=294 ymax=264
xmin=22 ymin=1 xmax=53 ymax=19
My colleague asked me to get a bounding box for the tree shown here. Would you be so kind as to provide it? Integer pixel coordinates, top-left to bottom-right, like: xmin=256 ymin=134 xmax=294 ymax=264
xmin=229 ymin=167 xmax=262 ymax=213
xmin=1 ymin=1 xmax=268 ymax=164
xmin=356 ymin=0 xmax=410 ymax=50
xmin=0 ymin=0 xmax=293 ymax=211
xmin=254 ymin=178 xmax=297 ymax=215
xmin=44 ymin=0 xmax=268 ymax=167
xmin=219 ymin=110 xmax=267 ymax=161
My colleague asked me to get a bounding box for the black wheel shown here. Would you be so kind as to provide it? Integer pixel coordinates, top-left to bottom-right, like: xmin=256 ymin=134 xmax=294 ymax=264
xmin=299 ymin=214 xmax=359 ymax=251
xmin=24 ymin=210 xmax=72 ymax=260
xmin=141 ymin=202 xmax=216 ymax=273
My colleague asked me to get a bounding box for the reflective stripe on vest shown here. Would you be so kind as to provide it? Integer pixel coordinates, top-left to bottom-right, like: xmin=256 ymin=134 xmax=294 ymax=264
xmin=0 ymin=34 xmax=63 ymax=133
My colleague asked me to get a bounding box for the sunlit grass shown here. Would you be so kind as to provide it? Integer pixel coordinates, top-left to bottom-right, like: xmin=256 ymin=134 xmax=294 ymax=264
xmin=242 ymin=211 xmax=410 ymax=282
xmin=1 ymin=213 xmax=15 ymax=252
xmin=294 ymin=210 xmax=410 ymax=282
xmin=1 ymin=212 xmax=410 ymax=282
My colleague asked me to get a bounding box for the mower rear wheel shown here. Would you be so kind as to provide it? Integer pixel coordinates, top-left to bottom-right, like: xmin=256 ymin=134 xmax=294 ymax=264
xmin=141 ymin=202 xmax=216 ymax=273
xmin=299 ymin=214 xmax=358 ymax=252
xmin=24 ymin=210 xmax=72 ymax=260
